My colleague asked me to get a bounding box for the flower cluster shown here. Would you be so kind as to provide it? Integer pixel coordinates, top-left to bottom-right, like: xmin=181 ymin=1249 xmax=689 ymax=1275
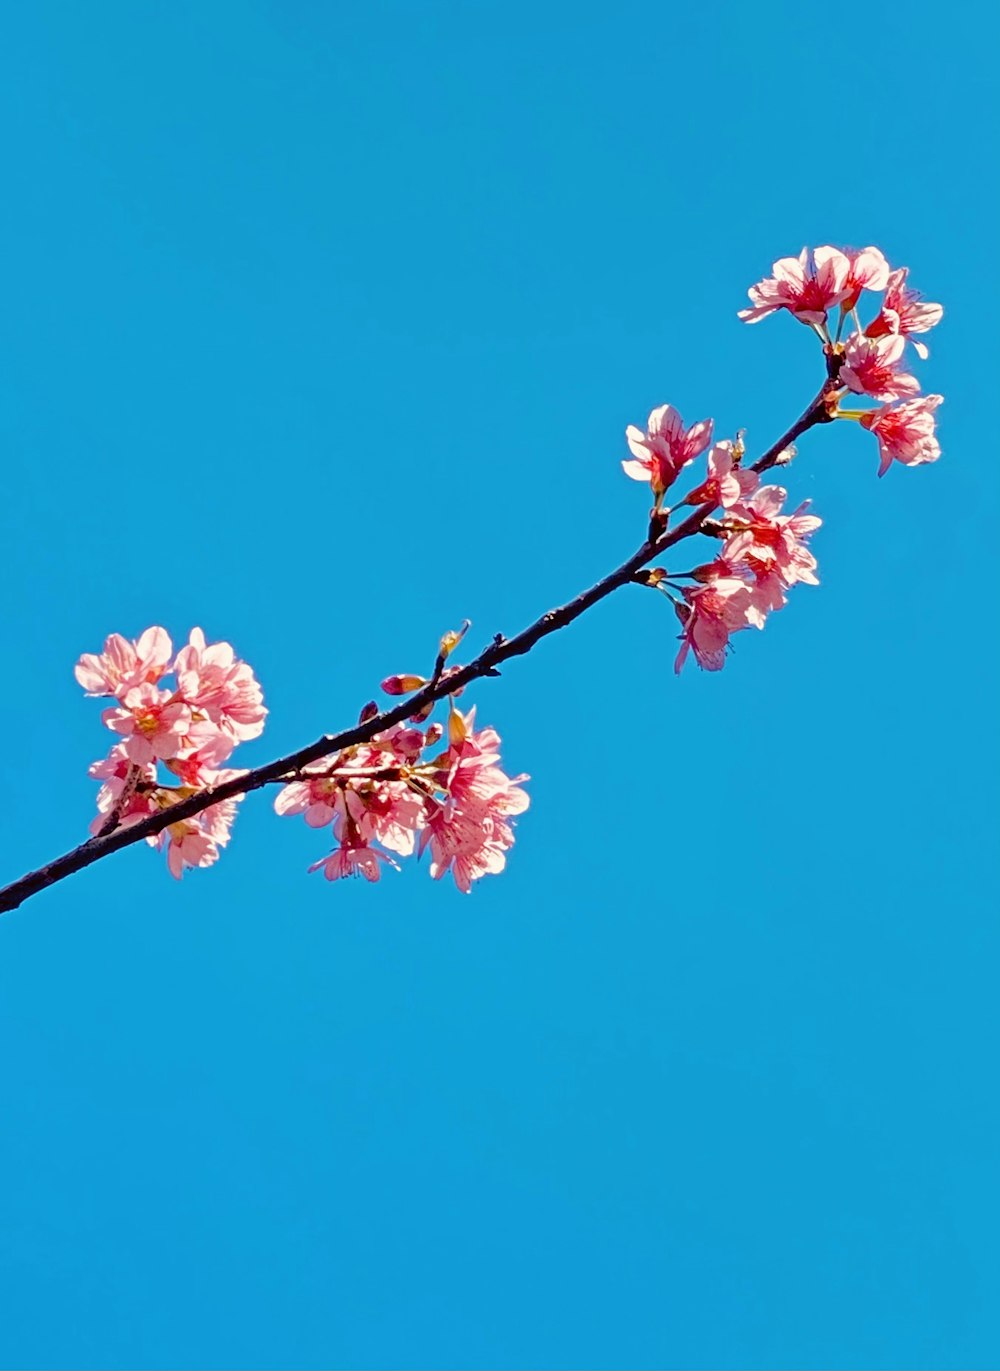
xmin=625 ymin=429 xmax=823 ymax=673
xmin=75 ymin=627 xmax=266 ymax=877
xmin=622 ymin=245 xmax=942 ymax=673
xmin=660 ymin=448 xmax=820 ymax=673
xmin=57 ymin=244 xmax=940 ymax=908
xmin=740 ymin=245 xmax=944 ymax=476
xmin=274 ymin=705 xmax=529 ymax=894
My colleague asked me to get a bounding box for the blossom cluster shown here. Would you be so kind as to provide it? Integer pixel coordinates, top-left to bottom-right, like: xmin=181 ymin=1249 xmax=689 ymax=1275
xmin=622 ymin=245 xmax=942 ymax=672
xmin=274 ymin=705 xmax=529 ymax=894
xmin=75 ymin=627 xmax=266 ymax=877
xmin=64 ymin=244 xmax=940 ymax=901
xmin=740 ymin=245 xmax=944 ymax=476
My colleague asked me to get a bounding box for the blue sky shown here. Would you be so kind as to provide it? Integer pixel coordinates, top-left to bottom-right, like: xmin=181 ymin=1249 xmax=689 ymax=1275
xmin=1 ymin=2 xmax=997 ymax=1367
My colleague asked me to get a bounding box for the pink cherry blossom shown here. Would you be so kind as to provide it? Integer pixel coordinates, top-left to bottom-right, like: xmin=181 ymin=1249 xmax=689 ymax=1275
xmin=75 ymin=627 xmax=172 ymax=699
xmin=623 ymin=404 xmax=713 ymax=498
xmin=419 ymin=709 xmax=530 ymax=893
xmin=173 ymin=628 xmax=267 ymax=744
xmin=153 ymin=821 xmax=221 ymax=880
xmin=839 ymin=333 xmax=920 ymax=403
xmin=673 ymin=577 xmax=754 ymax=673
xmin=865 ymin=267 xmax=943 ymax=358
xmin=724 ymin=486 xmax=821 ymax=589
xmin=840 ymin=247 xmax=890 ymax=310
xmin=738 ymin=246 xmax=851 ymax=326
xmin=342 ymin=784 xmax=427 ymax=858
xmin=859 ymin=395 xmax=943 ymax=477
xmin=684 ymin=440 xmax=759 ymax=509
xmin=309 ymin=844 xmax=394 ymax=883
xmin=88 ymin=744 xmax=158 ymax=836
xmin=146 ymin=775 xmax=243 ymax=879
xmin=274 ymin=723 xmax=438 ymax=866
xmin=195 ymin=791 xmax=243 ymax=848
xmin=274 ymin=764 xmax=344 ymax=829
xmin=368 ymin=723 xmax=429 ymax=765
xmin=102 ymin=683 xmax=193 ymax=765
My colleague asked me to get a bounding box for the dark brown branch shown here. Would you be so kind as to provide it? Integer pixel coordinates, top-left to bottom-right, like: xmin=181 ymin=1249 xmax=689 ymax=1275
xmin=0 ymin=385 xmax=832 ymax=916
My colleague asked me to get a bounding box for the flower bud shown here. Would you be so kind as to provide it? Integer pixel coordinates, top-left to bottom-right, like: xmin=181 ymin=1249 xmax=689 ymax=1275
xmin=438 ymin=620 xmax=471 ymax=660
xmin=381 ymin=674 xmax=428 ymax=696
xmin=691 ymin=560 xmax=727 ymax=583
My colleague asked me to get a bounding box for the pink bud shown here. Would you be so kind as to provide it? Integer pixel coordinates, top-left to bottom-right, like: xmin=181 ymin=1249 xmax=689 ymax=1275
xmin=358 ymin=700 xmax=379 ymax=722
xmin=381 ymin=674 xmax=429 ymax=696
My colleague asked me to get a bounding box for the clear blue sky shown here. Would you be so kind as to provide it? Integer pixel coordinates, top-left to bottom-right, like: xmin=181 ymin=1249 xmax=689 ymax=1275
xmin=1 ymin=3 xmax=996 ymax=1367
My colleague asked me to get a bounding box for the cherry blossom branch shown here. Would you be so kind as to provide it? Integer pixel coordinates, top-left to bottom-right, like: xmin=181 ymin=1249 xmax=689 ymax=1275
xmin=0 ymin=383 xmax=833 ymax=917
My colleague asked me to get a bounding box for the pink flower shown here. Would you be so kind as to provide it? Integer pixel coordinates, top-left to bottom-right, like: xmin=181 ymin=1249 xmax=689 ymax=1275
xmin=724 ymin=485 xmax=821 ymax=589
xmin=274 ymin=764 xmax=343 ymax=829
xmin=684 ymin=440 xmax=759 ymax=509
xmin=368 ymin=723 xmax=428 ymax=765
xmin=839 ymin=333 xmax=920 ymax=403
xmin=865 ymin=267 xmax=943 ymax=358
xmin=342 ymin=784 xmax=427 ymax=858
xmin=274 ymin=724 xmax=438 ymax=868
xmin=146 ymin=774 xmax=243 ymax=878
xmin=88 ymin=743 xmax=158 ymax=835
xmin=102 ymin=683 xmax=193 ymax=765
xmin=673 ymin=577 xmax=754 ymax=673
xmin=419 ymin=709 xmax=530 ymax=893
xmin=859 ymin=395 xmax=943 ymax=477
xmin=738 ymin=246 xmax=851 ymax=326
xmin=623 ymin=405 xmax=713 ymax=498
xmin=309 ymin=844 xmax=395 ymax=883
xmin=152 ymin=821 xmax=221 ymax=880
xmin=173 ymin=628 xmax=267 ymax=744
xmin=75 ymin=627 xmax=172 ymax=699
xmin=840 ymin=247 xmax=890 ymax=310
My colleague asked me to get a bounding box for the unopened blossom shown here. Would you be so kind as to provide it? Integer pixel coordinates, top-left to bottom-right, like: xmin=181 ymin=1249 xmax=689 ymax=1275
xmin=368 ymin=723 xmax=429 ymax=765
xmin=724 ymin=486 xmax=821 ymax=589
xmin=738 ymin=246 xmax=851 ymax=326
xmin=865 ymin=267 xmax=944 ymax=358
xmin=381 ymin=674 xmax=428 ymax=695
xmin=840 ymin=247 xmax=890 ymax=311
xmin=309 ymin=844 xmax=395 ymax=883
xmin=102 ymin=683 xmax=193 ymax=765
xmin=684 ymin=440 xmax=759 ymax=509
xmin=859 ymin=395 xmax=943 ymax=476
xmin=173 ymin=628 xmax=266 ymax=745
xmin=673 ymin=577 xmax=754 ymax=673
xmin=623 ymin=404 xmax=713 ymax=498
xmin=75 ymin=627 xmax=172 ymax=699
xmin=839 ymin=333 xmax=920 ymax=403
